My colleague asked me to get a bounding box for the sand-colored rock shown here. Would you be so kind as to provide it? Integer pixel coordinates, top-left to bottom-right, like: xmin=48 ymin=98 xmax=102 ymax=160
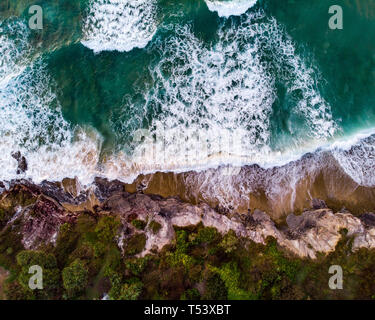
xmin=2 ymin=180 xmax=375 ymax=259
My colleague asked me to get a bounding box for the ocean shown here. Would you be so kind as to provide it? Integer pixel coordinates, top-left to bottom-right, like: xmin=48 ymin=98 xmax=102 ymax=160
xmin=1 ymin=0 xmax=375 ymax=217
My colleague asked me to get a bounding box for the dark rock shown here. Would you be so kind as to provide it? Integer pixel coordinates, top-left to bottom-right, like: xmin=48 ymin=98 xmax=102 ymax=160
xmin=21 ymin=197 xmax=72 ymax=249
xmin=286 ymin=212 xmax=317 ymax=236
xmin=286 ymin=214 xmax=300 ymax=230
xmin=244 ymin=214 xmax=258 ymax=230
xmin=11 ymin=151 xmax=21 ymax=161
xmin=215 ymin=205 xmax=230 ymax=215
xmin=39 ymin=181 xmax=76 ymax=203
xmin=359 ymin=213 xmax=375 ymax=228
xmin=253 ymin=209 xmax=272 ymax=223
xmin=311 ymin=198 xmax=327 ymax=210
xmin=94 ymin=177 xmax=127 ymax=201
xmin=104 ymin=193 xmax=132 ymax=215
xmin=11 ymin=151 xmax=28 ymax=174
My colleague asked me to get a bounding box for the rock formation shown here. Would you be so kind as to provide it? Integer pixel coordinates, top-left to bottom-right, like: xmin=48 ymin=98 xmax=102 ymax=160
xmin=1 ymin=179 xmax=375 ymax=259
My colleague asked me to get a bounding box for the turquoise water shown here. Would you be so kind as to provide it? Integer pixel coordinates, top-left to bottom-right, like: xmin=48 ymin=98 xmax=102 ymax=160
xmin=1 ymin=0 xmax=375 ymax=187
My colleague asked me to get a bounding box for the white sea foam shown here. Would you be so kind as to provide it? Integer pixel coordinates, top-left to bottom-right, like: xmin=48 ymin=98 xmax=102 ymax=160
xmin=205 ymin=0 xmax=257 ymax=17
xmin=1 ymin=9 xmax=375 ymax=209
xmin=0 ymin=20 xmax=30 ymax=88
xmin=0 ymin=19 xmax=102 ymax=185
xmin=105 ymin=11 xmax=337 ymax=181
xmin=0 ymin=60 xmax=102 ymax=185
xmin=81 ymin=0 xmax=158 ymax=53
xmin=331 ymin=132 xmax=375 ymax=187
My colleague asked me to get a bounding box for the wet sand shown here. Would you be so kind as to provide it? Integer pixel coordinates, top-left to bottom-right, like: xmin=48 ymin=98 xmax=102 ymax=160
xmin=125 ymin=151 xmax=375 ymax=222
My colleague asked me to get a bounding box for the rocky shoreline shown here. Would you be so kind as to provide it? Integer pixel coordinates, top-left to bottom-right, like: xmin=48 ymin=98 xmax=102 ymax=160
xmin=2 ymin=177 xmax=375 ymax=300
xmin=1 ymin=177 xmax=375 ymax=259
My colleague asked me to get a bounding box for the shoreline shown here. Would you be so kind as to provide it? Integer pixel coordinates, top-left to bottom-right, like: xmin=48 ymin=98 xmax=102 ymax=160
xmin=1 ymin=177 xmax=375 ymax=259
xmin=2 ymin=177 xmax=375 ymax=300
xmin=3 ymin=129 xmax=375 ymax=221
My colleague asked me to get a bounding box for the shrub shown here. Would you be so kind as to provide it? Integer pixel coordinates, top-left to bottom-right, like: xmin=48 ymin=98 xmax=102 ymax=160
xmin=195 ymin=227 xmax=219 ymax=245
xmin=149 ymin=221 xmax=162 ymax=234
xmin=220 ymin=230 xmax=239 ymax=254
xmin=62 ymin=259 xmax=89 ymax=296
xmin=180 ymin=288 xmax=200 ymax=300
xmin=123 ymin=234 xmax=146 ymax=256
xmin=125 ymin=257 xmax=149 ymax=276
xmin=16 ymin=250 xmax=60 ymax=298
xmin=118 ymin=280 xmax=143 ymax=300
xmin=203 ymin=273 xmax=228 ymax=300
xmin=95 ymin=216 xmax=120 ymax=244
xmin=215 ymin=262 xmax=255 ymax=300
xmin=131 ymin=219 xmax=147 ymax=230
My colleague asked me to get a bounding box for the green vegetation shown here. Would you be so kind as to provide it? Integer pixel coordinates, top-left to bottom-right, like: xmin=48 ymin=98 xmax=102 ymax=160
xmin=2 ymin=208 xmax=375 ymax=300
xmin=62 ymin=259 xmax=89 ymax=297
xmin=131 ymin=219 xmax=147 ymax=230
xmin=123 ymin=234 xmax=146 ymax=256
xmin=149 ymin=220 xmax=162 ymax=234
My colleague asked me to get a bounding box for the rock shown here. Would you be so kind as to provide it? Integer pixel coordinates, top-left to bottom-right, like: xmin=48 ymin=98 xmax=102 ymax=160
xmin=3 ymin=180 xmax=375 ymax=260
xmin=11 ymin=151 xmax=28 ymax=174
xmin=311 ymin=198 xmax=327 ymax=210
xmin=359 ymin=213 xmax=375 ymax=228
xmin=0 ymin=185 xmax=74 ymax=250
xmin=94 ymin=177 xmax=126 ymax=201
xmin=21 ymin=197 xmax=73 ymax=249
xmin=62 ymin=177 xmax=82 ymax=198
xmin=286 ymin=214 xmax=300 ymax=229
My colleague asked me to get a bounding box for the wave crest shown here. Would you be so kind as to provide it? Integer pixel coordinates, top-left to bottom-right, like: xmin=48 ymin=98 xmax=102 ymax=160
xmin=81 ymin=0 xmax=158 ymax=53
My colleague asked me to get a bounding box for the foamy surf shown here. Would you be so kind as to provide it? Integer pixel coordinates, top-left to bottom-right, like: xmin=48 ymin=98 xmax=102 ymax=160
xmin=205 ymin=0 xmax=258 ymax=17
xmin=81 ymin=0 xmax=158 ymax=53
xmin=106 ymin=10 xmax=337 ymax=179
xmin=0 ymin=10 xmax=343 ymax=188
xmin=0 ymin=20 xmax=31 ymax=88
xmin=0 ymin=59 xmax=102 ymax=185
xmin=1 ymin=7 xmax=375 ymax=219
xmin=0 ymin=19 xmax=101 ymax=185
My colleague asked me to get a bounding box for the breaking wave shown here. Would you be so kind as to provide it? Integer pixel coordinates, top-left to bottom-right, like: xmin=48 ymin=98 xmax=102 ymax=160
xmin=1 ymin=9 xmax=375 ymax=217
xmin=105 ymin=11 xmax=337 ymax=180
xmin=0 ymin=19 xmax=101 ymax=185
xmin=204 ymin=0 xmax=258 ymax=17
xmin=81 ymin=0 xmax=158 ymax=53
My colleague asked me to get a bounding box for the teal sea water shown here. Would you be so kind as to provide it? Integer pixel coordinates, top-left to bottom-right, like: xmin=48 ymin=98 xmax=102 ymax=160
xmin=1 ymin=0 xmax=375 ymax=193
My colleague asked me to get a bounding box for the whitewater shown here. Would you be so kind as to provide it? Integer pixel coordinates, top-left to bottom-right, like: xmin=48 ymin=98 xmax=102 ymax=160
xmin=1 ymin=0 xmax=375 ymax=214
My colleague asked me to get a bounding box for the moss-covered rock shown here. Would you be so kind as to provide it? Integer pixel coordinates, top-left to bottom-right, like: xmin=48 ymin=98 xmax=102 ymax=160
xmin=123 ymin=234 xmax=147 ymax=256
xmin=131 ymin=219 xmax=147 ymax=230
xmin=149 ymin=220 xmax=162 ymax=234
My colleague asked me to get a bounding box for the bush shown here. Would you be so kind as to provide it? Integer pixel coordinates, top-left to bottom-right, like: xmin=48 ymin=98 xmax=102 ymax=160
xmin=95 ymin=216 xmax=120 ymax=244
xmin=220 ymin=230 xmax=239 ymax=254
xmin=125 ymin=257 xmax=149 ymax=276
xmin=118 ymin=281 xmax=143 ymax=300
xmin=149 ymin=221 xmax=162 ymax=234
xmin=195 ymin=227 xmax=219 ymax=245
xmin=16 ymin=250 xmax=60 ymax=298
xmin=4 ymin=280 xmax=34 ymax=300
xmin=203 ymin=273 xmax=228 ymax=300
xmin=180 ymin=288 xmax=200 ymax=300
xmin=215 ymin=262 xmax=255 ymax=300
xmin=54 ymin=223 xmax=79 ymax=267
xmin=62 ymin=259 xmax=89 ymax=296
xmin=123 ymin=234 xmax=146 ymax=256
xmin=131 ymin=219 xmax=147 ymax=230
